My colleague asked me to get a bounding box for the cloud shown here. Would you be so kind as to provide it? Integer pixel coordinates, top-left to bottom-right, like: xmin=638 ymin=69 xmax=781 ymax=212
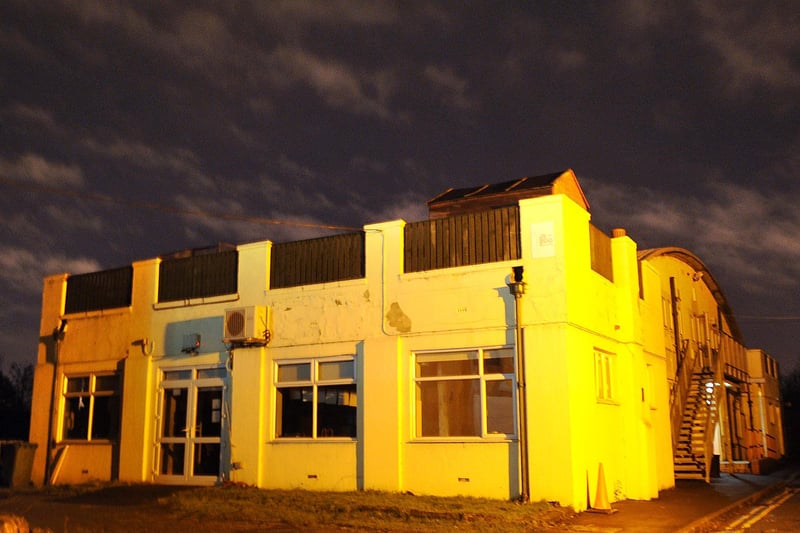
xmin=423 ymin=65 xmax=476 ymax=110
xmin=551 ymin=48 xmax=588 ymax=71
xmin=0 ymin=244 xmax=101 ymax=294
xmin=82 ymin=138 xmax=207 ymax=184
xmin=616 ymin=0 xmax=670 ymax=31
xmin=585 ymin=177 xmax=800 ymax=296
xmin=0 ymin=153 xmax=85 ymax=187
xmin=694 ymin=1 xmax=800 ymax=98
xmin=262 ymin=0 xmax=398 ymax=28
xmin=366 ymin=193 xmax=428 ymax=224
xmin=267 ymin=46 xmax=395 ymax=120
xmin=4 ymin=103 xmax=60 ymax=132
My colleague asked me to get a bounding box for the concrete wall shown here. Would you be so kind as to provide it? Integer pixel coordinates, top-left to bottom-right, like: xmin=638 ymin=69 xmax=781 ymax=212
xmin=29 ymin=187 xmax=718 ymax=511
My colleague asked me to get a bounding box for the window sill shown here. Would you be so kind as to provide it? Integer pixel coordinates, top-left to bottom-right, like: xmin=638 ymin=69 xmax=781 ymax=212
xmin=410 ymin=436 xmax=515 ymax=444
xmin=57 ymin=439 xmax=116 ymax=445
xmin=153 ymin=293 xmax=239 ymax=310
xmin=269 ymin=438 xmax=357 ymax=444
xmin=596 ymin=398 xmax=621 ymax=406
xmin=63 ymin=307 xmax=131 ymax=320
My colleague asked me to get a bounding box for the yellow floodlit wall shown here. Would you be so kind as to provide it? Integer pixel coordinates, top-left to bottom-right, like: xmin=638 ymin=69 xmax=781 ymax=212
xmin=28 ymin=174 xmax=778 ymax=512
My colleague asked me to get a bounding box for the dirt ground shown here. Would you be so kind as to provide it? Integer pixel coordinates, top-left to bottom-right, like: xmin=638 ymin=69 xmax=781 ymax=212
xmin=0 ymin=485 xmax=293 ymax=532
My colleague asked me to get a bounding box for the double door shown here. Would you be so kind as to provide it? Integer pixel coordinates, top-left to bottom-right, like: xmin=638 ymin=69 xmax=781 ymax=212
xmin=157 ymin=367 xmax=228 ymax=484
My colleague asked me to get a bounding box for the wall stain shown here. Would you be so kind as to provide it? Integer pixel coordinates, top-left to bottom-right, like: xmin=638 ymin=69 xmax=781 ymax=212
xmin=386 ymin=302 xmax=411 ymax=333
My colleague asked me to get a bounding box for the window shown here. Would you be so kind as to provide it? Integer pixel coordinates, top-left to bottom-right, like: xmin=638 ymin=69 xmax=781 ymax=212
xmin=275 ymin=357 xmax=356 ymax=438
xmin=595 ymin=350 xmax=616 ymax=402
xmin=414 ymin=347 xmax=515 ymax=438
xmin=61 ymin=373 xmax=120 ymax=440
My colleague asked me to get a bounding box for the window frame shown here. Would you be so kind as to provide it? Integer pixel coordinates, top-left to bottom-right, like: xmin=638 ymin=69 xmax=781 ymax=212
xmin=60 ymin=372 xmax=121 ymax=442
xmin=274 ymin=355 xmax=357 ymax=440
xmin=594 ymin=349 xmax=618 ymax=404
xmin=413 ymin=346 xmax=516 ymax=441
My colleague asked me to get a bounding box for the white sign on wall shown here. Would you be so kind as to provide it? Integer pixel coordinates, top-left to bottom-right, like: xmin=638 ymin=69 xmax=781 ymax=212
xmin=531 ymin=221 xmax=555 ymax=258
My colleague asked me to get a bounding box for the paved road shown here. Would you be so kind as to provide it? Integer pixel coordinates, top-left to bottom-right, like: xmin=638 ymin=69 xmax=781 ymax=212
xmin=551 ymin=464 xmax=800 ymax=532
xmin=708 ymin=482 xmax=800 ymax=531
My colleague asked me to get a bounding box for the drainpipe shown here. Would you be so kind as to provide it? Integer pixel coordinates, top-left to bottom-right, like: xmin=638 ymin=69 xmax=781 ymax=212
xmin=45 ymin=318 xmax=68 ymax=485
xmin=758 ymin=388 xmax=768 ymax=456
xmin=669 ymin=278 xmax=682 ymax=369
xmin=507 ymin=266 xmax=529 ymax=502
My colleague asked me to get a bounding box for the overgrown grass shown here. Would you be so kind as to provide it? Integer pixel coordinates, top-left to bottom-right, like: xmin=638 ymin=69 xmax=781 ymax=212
xmin=165 ymin=485 xmax=572 ymax=531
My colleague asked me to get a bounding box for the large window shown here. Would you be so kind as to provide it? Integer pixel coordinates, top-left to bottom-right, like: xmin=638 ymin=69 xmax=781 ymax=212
xmin=275 ymin=357 xmax=356 ymax=438
xmin=415 ymin=348 xmax=515 ymax=438
xmin=61 ymin=373 xmax=120 ymax=441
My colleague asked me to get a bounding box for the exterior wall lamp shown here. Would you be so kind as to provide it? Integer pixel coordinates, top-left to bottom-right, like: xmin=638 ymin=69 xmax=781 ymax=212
xmin=52 ymin=318 xmax=68 ymax=341
xmin=508 ymin=265 xmax=526 ymax=296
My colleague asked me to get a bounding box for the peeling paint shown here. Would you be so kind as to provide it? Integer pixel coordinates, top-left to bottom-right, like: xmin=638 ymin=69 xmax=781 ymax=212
xmin=363 ymin=289 xmax=370 ymax=301
xmin=386 ymin=302 xmax=411 ymax=333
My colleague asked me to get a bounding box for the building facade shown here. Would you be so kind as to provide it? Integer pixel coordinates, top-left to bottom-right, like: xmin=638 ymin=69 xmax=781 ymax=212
xmin=28 ymin=170 xmax=783 ymax=511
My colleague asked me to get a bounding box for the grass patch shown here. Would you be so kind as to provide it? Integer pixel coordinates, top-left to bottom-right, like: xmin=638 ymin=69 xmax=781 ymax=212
xmin=166 ymin=485 xmax=572 ymax=531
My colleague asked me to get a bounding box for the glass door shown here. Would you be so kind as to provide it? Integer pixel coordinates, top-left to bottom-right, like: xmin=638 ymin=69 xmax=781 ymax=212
xmin=157 ymin=367 xmax=227 ymax=484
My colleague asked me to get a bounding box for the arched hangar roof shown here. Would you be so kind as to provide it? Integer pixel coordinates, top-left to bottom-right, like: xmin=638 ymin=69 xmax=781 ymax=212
xmin=638 ymin=247 xmax=744 ymax=344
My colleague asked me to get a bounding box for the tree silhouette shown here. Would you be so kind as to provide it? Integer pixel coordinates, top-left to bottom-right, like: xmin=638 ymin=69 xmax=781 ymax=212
xmin=781 ymin=368 xmax=800 ymax=459
xmin=0 ymin=358 xmax=33 ymax=440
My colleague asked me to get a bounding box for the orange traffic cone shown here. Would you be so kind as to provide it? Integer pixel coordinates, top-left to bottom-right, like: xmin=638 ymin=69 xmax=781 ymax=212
xmin=587 ymin=463 xmax=617 ymax=514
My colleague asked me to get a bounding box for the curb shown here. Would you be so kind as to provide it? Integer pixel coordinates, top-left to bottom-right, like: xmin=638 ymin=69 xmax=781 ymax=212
xmin=676 ymin=474 xmax=797 ymax=533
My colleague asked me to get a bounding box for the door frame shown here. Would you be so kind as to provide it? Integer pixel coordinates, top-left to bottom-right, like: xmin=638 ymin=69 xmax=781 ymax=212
xmin=154 ymin=365 xmax=229 ymax=485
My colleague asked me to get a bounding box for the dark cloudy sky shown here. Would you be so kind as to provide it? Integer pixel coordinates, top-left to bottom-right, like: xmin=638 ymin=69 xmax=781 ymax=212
xmin=1 ymin=1 xmax=799 ymax=374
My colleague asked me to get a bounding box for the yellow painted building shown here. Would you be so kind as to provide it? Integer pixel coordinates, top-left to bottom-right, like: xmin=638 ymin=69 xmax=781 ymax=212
xmin=27 ymin=170 xmax=783 ymax=511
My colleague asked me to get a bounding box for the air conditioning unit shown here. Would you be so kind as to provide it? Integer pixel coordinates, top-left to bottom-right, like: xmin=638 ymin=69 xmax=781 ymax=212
xmin=224 ymin=306 xmax=270 ymax=344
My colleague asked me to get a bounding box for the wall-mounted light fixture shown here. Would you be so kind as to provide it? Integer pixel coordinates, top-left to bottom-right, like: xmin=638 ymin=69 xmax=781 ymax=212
xmin=182 ymin=333 xmax=201 ymax=354
xmin=52 ymin=318 xmax=68 ymax=341
xmin=133 ymin=338 xmax=155 ymax=356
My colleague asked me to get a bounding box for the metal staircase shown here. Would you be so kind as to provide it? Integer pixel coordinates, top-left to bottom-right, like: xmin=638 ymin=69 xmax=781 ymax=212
xmin=669 ymin=313 xmax=723 ymax=483
xmin=673 ymin=369 xmax=715 ymax=480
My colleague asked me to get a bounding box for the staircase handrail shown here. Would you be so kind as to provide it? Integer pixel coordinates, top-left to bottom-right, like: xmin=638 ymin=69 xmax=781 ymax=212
xmin=703 ymin=345 xmax=723 ymax=482
xmin=669 ymin=338 xmax=702 ymax=451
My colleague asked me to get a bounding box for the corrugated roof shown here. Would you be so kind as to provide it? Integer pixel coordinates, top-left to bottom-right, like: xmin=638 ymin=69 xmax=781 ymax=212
xmin=638 ymin=247 xmax=744 ymax=343
xmin=428 ymin=171 xmax=564 ymax=205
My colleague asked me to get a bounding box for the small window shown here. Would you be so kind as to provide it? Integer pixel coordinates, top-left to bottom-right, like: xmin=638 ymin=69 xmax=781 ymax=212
xmin=414 ymin=347 xmax=515 ymax=438
xmin=61 ymin=373 xmax=120 ymax=441
xmin=275 ymin=357 xmax=356 ymax=439
xmin=595 ymin=350 xmax=616 ymax=403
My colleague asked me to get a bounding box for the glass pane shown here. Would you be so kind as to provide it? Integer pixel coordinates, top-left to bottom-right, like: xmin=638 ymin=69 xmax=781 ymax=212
xmin=486 ymin=379 xmax=515 ymax=435
xmin=160 ymin=443 xmax=185 ymax=475
xmin=317 ymin=384 xmax=357 ymax=437
xmin=416 ymin=352 xmax=478 ymax=378
xmin=196 ymin=387 xmax=223 ymax=437
xmin=162 ymin=387 xmax=188 ymax=438
xmin=62 ymin=396 xmax=89 ymax=439
xmin=95 ymin=374 xmax=119 ymax=392
xmin=416 ymin=379 xmax=480 ymax=437
xmin=276 ymin=387 xmax=313 ymax=437
xmin=484 ymin=349 xmax=514 ymax=374
xmin=66 ymin=376 xmax=90 ymax=394
xmin=164 ymin=370 xmax=192 ymax=381
xmin=91 ymin=395 xmax=120 ymax=439
xmin=319 ymin=360 xmax=354 ymax=381
xmin=193 ymin=443 xmax=220 ymax=476
xmin=277 ymin=363 xmax=311 ymax=383
xmin=197 ymin=367 xmax=227 ymax=380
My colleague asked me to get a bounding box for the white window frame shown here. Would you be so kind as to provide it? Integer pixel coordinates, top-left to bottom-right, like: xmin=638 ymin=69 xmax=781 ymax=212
xmin=60 ymin=372 xmax=120 ymax=442
xmin=594 ymin=349 xmax=617 ymax=404
xmin=413 ymin=347 xmax=516 ymax=440
xmin=274 ymin=356 xmax=357 ymax=440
